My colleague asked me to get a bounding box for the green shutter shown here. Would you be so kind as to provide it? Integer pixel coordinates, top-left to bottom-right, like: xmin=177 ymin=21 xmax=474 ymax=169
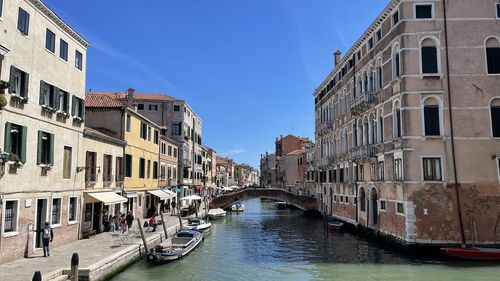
xmin=20 ymin=126 xmax=27 ymax=163
xmin=4 ymin=122 xmax=11 ymax=153
xmin=39 ymin=81 xmax=45 ymax=105
xmin=71 ymin=95 xmax=76 ymax=116
xmin=9 ymin=66 xmax=16 ymax=94
xmin=37 ymin=131 xmax=42 ymax=165
xmin=49 ymin=133 xmax=54 ymax=165
xmin=22 ymin=72 xmax=29 ymax=98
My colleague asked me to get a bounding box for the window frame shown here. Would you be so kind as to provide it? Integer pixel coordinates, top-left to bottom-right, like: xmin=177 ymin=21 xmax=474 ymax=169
xmin=68 ymin=196 xmax=78 ymax=224
xmin=75 ymin=50 xmax=83 ymax=70
xmin=2 ymin=199 xmax=20 ymax=235
xmin=380 ymin=200 xmax=387 ymax=212
xmin=37 ymin=131 xmax=54 ymax=166
xmin=17 ymin=8 xmax=30 ymax=36
xmin=396 ymin=202 xmax=405 ymax=215
xmin=414 ymin=3 xmax=434 ymax=19
xmin=422 ymin=156 xmax=443 ymax=182
xmin=490 ymin=97 xmax=500 ymax=138
xmin=392 ymin=43 xmax=401 ymax=80
xmin=420 ymin=36 xmax=441 ymax=77
xmin=125 ymin=154 xmax=132 ymax=178
xmin=485 ymin=36 xmax=500 ymax=75
xmin=59 ymin=39 xmax=68 ymax=61
xmin=51 ymin=197 xmax=62 ymax=227
xmin=394 ymin=158 xmax=403 ymax=181
xmin=45 ymin=28 xmax=56 ymax=53
xmin=391 ymin=8 xmax=400 ymax=28
xmin=496 ymin=3 xmax=500 ymax=19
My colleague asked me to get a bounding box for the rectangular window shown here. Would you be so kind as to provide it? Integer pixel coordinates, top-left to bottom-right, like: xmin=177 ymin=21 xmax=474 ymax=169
xmin=37 ymin=131 xmax=54 ymax=165
xmin=492 ymin=106 xmax=500 ymax=137
xmin=4 ymin=122 xmax=27 ymax=163
xmin=4 ymin=200 xmax=18 ymax=232
xmin=486 ymin=47 xmax=500 ymax=74
xmin=39 ymin=81 xmax=58 ymax=109
xmin=153 ymin=161 xmax=158 ymax=179
xmin=103 ymin=154 xmax=112 ymax=182
xmin=68 ymin=197 xmax=77 ymax=222
xmin=63 ymin=146 xmax=72 ymax=179
xmin=52 ymin=198 xmax=61 ymax=225
xmin=368 ymin=38 xmax=373 ymax=50
xmin=60 ymin=39 xmax=68 ymax=61
xmin=84 ymin=203 xmax=92 ymax=223
xmin=154 ymin=130 xmax=159 ymax=144
xmin=9 ymin=66 xmax=29 ymax=98
xmin=397 ymin=202 xmax=405 ymax=214
xmin=140 ymin=122 xmax=147 ymax=139
xmin=173 ymin=105 xmax=180 ymax=111
xmin=149 ymin=104 xmax=158 ymax=111
xmin=17 ymin=8 xmax=29 ymax=35
xmin=126 ymin=114 xmax=131 ymax=132
xmin=497 ymin=4 xmax=500 ymax=19
xmin=394 ymin=109 xmax=402 ymax=138
xmin=58 ymin=90 xmax=70 ymax=113
xmin=71 ymin=96 xmax=85 ymax=119
xmin=415 ymin=4 xmax=433 ymax=19
xmin=380 ymin=200 xmax=387 ymax=211
xmin=173 ymin=147 xmax=178 ymax=158
xmin=378 ymin=161 xmax=384 ymax=181
xmin=172 ymin=123 xmax=181 ymax=136
xmin=75 ymin=50 xmax=83 ymax=70
xmin=161 ymin=163 xmax=166 ymax=180
xmin=424 ymin=105 xmax=440 ymax=136
xmin=370 ymin=163 xmax=377 ymax=181
xmin=116 ymin=156 xmax=124 ymax=182
xmin=139 ymin=158 xmax=145 ymax=178
xmin=422 ymin=47 xmax=438 ymax=74
xmin=137 ymin=104 xmax=144 ymax=110
xmin=0 ymin=0 xmax=3 ymax=17
xmin=392 ymin=10 xmax=399 ymax=26
xmin=45 ymin=29 xmax=55 ymax=53
xmin=394 ymin=158 xmax=403 ymax=181
xmin=358 ymin=164 xmax=364 ymax=181
xmin=85 ymin=151 xmax=97 ymax=182
xmin=376 ymin=30 xmax=382 ymax=42
xmin=423 ymin=157 xmax=442 ymax=181
xmin=148 ymin=127 xmax=151 ymax=141
xmin=147 ymin=160 xmax=151 ymax=178
xmin=125 ymin=154 xmax=132 ymax=178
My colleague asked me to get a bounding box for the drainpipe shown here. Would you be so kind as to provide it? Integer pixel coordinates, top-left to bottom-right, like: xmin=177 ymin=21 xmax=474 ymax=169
xmin=442 ymin=0 xmax=466 ymax=246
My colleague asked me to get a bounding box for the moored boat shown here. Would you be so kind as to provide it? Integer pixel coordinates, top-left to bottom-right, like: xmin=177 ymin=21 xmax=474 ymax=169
xmin=147 ymin=230 xmax=203 ymax=265
xmin=231 ymin=203 xmax=245 ymax=212
xmin=276 ymin=201 xmax=288 ymax=209
xmin=208 ymin=208 xmax=226 ymax=218
xmin=327 ymin=221 xmax=344 ymax=230
xmin=185 ymin=218 xmax=212 ymax=232
xmin=440 ymin=247 xmax=500 ymax=260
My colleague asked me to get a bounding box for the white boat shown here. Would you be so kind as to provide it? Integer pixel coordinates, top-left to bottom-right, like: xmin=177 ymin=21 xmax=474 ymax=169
xmin=276 ymin=201 xmax=288 ymax=209
xmin=208 ymin=208 xmax=226 ymax=218
xmin=147 ymin=229 xmax=203 ymax=265
xmin=231 ymin=203 xmax=245 ymax=212
xmin=184 ymin=218 xmax=212 ymax=232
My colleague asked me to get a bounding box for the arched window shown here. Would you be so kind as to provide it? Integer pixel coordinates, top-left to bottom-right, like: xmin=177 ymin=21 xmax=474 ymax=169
xmin=368 ymin=66 xmax=374 ymax=93
xmin=392 ymin=43 xmax=400 ymax=79
xmin=375 ymin=57 xmax=383 ymax=90
xmin=369 ymin=113 xmax=376 ymax=144
xmin=363 ymin=71 xmax=368 ymax=94
xmin=359 ymin=187 xmax=366 ymax=212
xmin=423 ymin=96 xmax=442 ymax=136
xmin=491 ymin=98 xmax=500 ymax=137
xmin=377 ymin=108 xmax=384 ymax=143
xmin=421 ymin=37 xmax=440 ymax=75
xmin=356 ymin=75 xmax=362 ymax=97
xmin=393 ymin=100 xmax=402 ymax=138
xmin=363 ymin=116 xmax=369 ymax=145
xmin=486 ymin=37 xmax=500 ymax=74
xmin=357 ymin=119 xmax=363 ymax=147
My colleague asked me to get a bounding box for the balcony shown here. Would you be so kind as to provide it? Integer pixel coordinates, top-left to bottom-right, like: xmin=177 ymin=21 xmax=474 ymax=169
xmin=316 ymin=121 xmax=333 ymax=136
xmin=350 ymin=94 xmax=377 ymax=116
xmin=85 ymin=173 xmax=97 ymax=184
xmin=103 ymin=174 xmax=113 ymax=184
xmin=350 ymin=145 xmax=376 ymax=161
xmin=317 ymin=158 xmax=329 ymax=167
xmin=115 ymin=175 xmax=124 ymax=185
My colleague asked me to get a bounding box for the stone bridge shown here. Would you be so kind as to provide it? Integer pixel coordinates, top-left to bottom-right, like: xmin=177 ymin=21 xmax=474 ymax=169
xmin=210 ymin=188 xmax=317 ymax=211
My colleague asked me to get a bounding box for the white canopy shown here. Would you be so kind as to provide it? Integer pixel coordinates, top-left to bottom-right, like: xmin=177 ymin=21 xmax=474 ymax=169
xmin=181 ymin=195 xmax=202 ymax=200
xmin=148 ymin=189 xmax=174 ymax=201
xmin=163 ymin=189 xmax=177 ymax=196
xmin=86 ymin=192 xmax=127 ymax=205
xmin=222 ymin=187 xmax=233 ymax=191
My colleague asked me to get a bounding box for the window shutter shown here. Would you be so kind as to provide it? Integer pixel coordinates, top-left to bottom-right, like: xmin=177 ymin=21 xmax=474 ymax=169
xmin=20 ymin=126 xmax=27 ymax=163
xmin=37 ymin=131 xmax=42 ymax=165
xmin=63 ymin=93 xmax=69 ymax=112
xmin=71 ymin=95 xmax=76 ymax=116
xmin=4 ymin=122 xmax=11 ymax=153
xmin=422 ymin=47 xmax=438 ymax=74
xmin=39 ymin=81 xmax=45 ymax=105
xmin=49 ymin=133 xmax=54 ymax=165
xmin=80 ymin=99 xmax=85 ymax=119
xmin=22 ymin=72 xmax=29 ymax=98
xmin=491 ymin=107 xmax=500 ymax=137
xmin=9 ymin=66 xmax=16 ymax=94
xmin=53 ymin=88 xmax=60 ymax=110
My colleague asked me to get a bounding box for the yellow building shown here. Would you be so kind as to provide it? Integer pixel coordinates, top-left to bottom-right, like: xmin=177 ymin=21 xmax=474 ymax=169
xmin=85 ymin=90 xmax=174 ymax=219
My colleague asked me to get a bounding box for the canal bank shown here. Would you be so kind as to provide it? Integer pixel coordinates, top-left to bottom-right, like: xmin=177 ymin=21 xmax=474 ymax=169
xmin=110 ymin=199 xmax=500 ymax=281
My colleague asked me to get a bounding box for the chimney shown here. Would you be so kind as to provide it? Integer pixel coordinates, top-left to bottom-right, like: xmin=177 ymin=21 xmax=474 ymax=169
xmin=126 ymin=88 xmax=135 ymax=109
xmin=334 ymin=50 xmax=341 ymax=66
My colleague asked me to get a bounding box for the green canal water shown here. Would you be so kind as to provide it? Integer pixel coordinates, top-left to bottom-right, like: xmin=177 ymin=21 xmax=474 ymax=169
xmin=109 ymin=199 xmax=500 ymax=281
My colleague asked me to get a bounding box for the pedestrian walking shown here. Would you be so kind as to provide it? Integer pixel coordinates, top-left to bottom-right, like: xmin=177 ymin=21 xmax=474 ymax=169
xmin=126 ymin=212 xmax=134 ymax=230
xmin=119 ymin=214 xmax=127 ymax=233
xmin=40 ymin=222 xmax=53 ymax=257
xmin=171 ymin=200 xmax=176 ymax=215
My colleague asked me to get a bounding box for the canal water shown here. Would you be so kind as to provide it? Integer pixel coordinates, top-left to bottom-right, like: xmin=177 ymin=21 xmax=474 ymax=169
xmin=110 ymin=199 xmax=500 ymax=281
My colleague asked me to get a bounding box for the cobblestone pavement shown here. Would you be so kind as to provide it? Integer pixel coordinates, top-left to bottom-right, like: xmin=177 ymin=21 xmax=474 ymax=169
xmin=0 ymin=214 xmax=184 ymax=281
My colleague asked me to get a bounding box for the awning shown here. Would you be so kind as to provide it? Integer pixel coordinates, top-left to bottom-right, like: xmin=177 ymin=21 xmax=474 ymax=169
xmin=125 ymin=192 xmax=138 ymax=198
xmin=148 ymin=189 xmax=174 ymax=201
xmin=163 ymin=190 xmax=176 ymax=197
xmin=195 ymin=185 xmax=204 ymax=190
xmin=86 ymin=192 xmax=127 ymax=205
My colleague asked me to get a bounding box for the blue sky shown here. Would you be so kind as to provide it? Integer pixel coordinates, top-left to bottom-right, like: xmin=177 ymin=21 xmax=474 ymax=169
xmin=45 ymin=0 xmax=387 ymax=168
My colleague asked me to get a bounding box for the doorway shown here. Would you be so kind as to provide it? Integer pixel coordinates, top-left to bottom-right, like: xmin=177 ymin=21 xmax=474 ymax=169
xmin=93 ymin=203 xmax=102 ymax=233
xmin=35 ymin=199 xmax=48 ymax=248
xmin=370 ymin=188 xmax=378 ymax=226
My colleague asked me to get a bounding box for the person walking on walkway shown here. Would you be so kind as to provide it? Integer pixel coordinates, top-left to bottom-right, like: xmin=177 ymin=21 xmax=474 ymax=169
xmin=119 ymin=214 xmax=127 ymax=233
xmin=171 ymin=200 xmax=176 ymax=215
xmin=126 ymin=212 xmax=134 ymax=231
xmin=41 ymin=222 xmax=53 ymax=257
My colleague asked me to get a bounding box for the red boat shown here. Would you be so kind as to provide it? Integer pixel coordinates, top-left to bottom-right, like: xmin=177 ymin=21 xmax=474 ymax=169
xmin=327 ymin=221 xmax=343 ymax=230
xmin=440 ymin=247 xmax=500 ymax=260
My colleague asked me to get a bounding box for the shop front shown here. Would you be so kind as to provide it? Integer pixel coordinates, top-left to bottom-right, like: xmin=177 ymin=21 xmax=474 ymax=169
xmin=82 ymin=191 xmax=128 ymax=236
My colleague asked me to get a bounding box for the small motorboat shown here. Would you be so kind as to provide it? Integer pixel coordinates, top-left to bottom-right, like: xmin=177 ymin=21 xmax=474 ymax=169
xmin=147 ymin=230 xmax=203 ymax=264
xmin=276 ymin=201 xmax=288 ymax=209
xmin=440 ymin=247 xmax=500 ymax=260
xmin=208 ymin=208 xmax=226 ymax=218
xmin=185 ymin=218 xmax=212 ymax=232
xmin=327 ymin=221 xmax=344 ymax=231
xmin=231 ymin=203 xmax=245 ymax=212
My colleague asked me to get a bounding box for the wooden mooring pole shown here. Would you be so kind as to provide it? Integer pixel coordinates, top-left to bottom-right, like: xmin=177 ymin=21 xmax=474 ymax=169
xmin=70 ymin=252 xmax=79 ymax=281
xmin=160 ymin=211 xmax=168 ymax=239
xmin=32 ymin=271 xmax=42 ymax=281
xmin=136 ymin=218 xmax=149 ymax=254
xmin=177 ymin=205 xmax=183 ymax=229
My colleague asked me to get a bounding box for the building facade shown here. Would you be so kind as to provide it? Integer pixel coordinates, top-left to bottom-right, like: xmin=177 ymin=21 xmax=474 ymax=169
xmin=0 ymin=0 xmax=88 ymax=263
xmin=260 ymin=153 xmax=277 ymax=188
xmin=313 ymin=0 xmax=500 ymax=245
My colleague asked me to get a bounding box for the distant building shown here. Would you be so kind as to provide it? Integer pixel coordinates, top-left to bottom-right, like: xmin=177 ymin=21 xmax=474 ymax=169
xmin=260 ymin=153 xmax=277 ymax=188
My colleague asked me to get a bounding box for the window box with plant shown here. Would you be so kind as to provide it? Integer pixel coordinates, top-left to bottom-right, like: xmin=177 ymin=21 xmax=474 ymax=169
xmin=71 ymin=95 xmax=85 ymax=122
xmin=39 ymin=81 xmax=59 ymax=112
xmin=8 ymin=66 xmax=29 ymax=104
xmin=37 ymin=131 xmax=54 ymax=171
xmin=4 ymin=122 xmax=27 ymax=168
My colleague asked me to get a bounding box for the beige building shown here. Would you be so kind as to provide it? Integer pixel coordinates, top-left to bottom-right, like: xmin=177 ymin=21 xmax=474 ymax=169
xmin=314 ymin=0 xmax=500 ymax=246
xmin=0 ymin=0 xmax=88 ymax=263
xmin=159 ymin=135 xmax=178 ymax=189
xmin=81 ymin=128 xmax=126 ymax=236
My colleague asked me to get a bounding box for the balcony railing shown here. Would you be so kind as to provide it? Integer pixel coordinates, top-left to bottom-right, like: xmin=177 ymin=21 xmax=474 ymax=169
xmin=103 ymin=174 xmax=113 ymax=183
xmin=350 ymin=94 xmax=377 ymax=116
xmin=316 ymin=121 xmax=333 ymax=135
xmin=115 ymin=175 xmax=124 ymax=184
xmin=85 ymin=172 xmax=97 ymax=183
xmin=317 ymin=158 xmax=329 ymax=167
xmin=350 ymin=144 xmax=376 ymax=161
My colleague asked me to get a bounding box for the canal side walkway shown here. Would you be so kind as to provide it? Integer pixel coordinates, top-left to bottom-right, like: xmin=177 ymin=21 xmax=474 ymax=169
xmin=0 ymin=214 xmax=185 ymax=281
